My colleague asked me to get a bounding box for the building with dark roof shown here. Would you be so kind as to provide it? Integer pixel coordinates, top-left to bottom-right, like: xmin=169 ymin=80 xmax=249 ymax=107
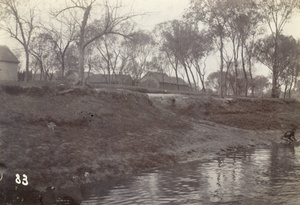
xmin=0 ymin=45 xmax=19 ymax=81
xmin=139 ymin=71 xmax=189 ymax=91
xmin=65 ymin=70 xmax=91 ymax=82
xmin=86 ymin=73 xmax=133 ymax=85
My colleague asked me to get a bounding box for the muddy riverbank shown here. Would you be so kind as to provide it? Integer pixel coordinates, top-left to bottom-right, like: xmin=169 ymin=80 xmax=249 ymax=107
xmin=0 ymin=84 xmax=299 ymax=204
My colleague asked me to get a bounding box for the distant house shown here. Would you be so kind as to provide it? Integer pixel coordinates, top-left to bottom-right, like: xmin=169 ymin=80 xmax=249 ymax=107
xmin=140 ymin=71 xmax=190 ymax=91
xmin=0 ymin=45 xmax=19 ymax=81
xmin=65 ymin=70 xmax=91 ymax=82
xmin=86 ymin=73 xmax=133 ymax=85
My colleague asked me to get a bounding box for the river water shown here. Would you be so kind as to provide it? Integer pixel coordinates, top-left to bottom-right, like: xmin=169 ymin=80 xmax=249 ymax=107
xmin=81 ymin=143 xmax=300 ymax=205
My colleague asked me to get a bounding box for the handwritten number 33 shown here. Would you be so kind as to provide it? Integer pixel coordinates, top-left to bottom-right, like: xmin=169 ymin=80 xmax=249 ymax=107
xmin=15 ymin=174 xmax=28 ymax=186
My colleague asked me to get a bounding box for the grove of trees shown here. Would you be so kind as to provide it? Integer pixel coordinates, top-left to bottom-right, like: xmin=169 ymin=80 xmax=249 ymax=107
xmin=0 ymin=0 xmax=300 ymax=98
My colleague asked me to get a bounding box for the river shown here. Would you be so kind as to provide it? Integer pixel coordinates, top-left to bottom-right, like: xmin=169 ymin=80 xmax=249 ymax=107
xmin=81 ymin=143 xmax=300 ymax=205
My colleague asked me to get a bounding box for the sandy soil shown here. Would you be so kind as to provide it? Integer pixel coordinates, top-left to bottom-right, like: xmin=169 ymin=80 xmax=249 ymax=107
xmin=0 ymin=83 xmax=299 ymax=204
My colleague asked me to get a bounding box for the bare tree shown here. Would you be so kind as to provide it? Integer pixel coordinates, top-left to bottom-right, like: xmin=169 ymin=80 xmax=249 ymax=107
xmin=55 ymin=0 xmax=138 ymax=85
xmin=30 ymin=33 xmax=58 ymax=81
xmin=96 ymin=35 xmax=122 ymax=84
xmin=44 ymin=12 xmax=77 ymax=82
xmin=0 ymin=0 xmax=38 ymax=82
xmin=64 ymin=44 xmax=79 ymax=75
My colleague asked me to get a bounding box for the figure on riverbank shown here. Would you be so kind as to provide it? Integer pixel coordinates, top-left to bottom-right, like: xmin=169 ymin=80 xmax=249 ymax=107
xmin=281 ymin=128 xmax=297 ymax=143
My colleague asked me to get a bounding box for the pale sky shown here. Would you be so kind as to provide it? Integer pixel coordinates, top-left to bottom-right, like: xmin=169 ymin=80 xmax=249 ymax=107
xmin=125 ymin=0 xmax=190 ymax=30
xmin=0 ymin=0 xmax=300 ymax=77
xmin=0 ymin=0 xmax=189 ymax=49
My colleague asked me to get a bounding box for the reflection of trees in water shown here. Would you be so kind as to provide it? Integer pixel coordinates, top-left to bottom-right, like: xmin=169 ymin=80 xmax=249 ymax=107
xmin=266 ymin=144 xmax=300 ymax=204
xmin=81 ymin=146 xmax=300 ymax=204
xmin=154 ymin=162 xmax=204 ymax=202
xmin=204 ymin=149 xmax=256 ymax=203
xmin=91 ymin=162 xmax=206 ymax=204
xmin=269 ymin=144 xmax=296 ymax=178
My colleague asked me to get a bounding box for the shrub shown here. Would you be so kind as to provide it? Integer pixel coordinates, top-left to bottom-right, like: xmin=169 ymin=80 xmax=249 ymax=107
xmin=1 ymin=85 xmax=23 ymax=95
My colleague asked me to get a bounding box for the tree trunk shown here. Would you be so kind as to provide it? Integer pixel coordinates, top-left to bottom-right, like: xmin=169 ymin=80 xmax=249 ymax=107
xmin=272 ymin=32 xmax=279 ymax=98
xmin=219 ymin=35 xmax=224 ymax=98
xmin=248 ymin=55 xmax=254 ymax=97
xmin=288 ymin=75 xmax=295 ymax=99
xmin=175 ymin=70 xmax=180 ymax=90
xmin=39 ymin=59 xmax=44 ymax=81
xmin=193 ymin=58 xmax=206 ymax=93
xmin=166 ymin=51 xmax=180 ymax=90
xmin=78 ymin=47 xmax=85 ymax=84
xmin=77 ymin=5 xmax=92 ymax=86
xmin=87 ymin=61 xmax=92 ymax=78
xmin=198 ymin=68 xmax=206 ymax=92
xmin=188 ymin=63 xmax=197 ymax=91
xmin=284 ymin=84 xmax=287 ymax=99
xmin=224 ymin=60 xmax=231 ymax=96
xmin=61 ymin=57 xmax=65 ymax=82
xmin=241 ymin=43 xmax=248 ymax=97
xmin=232 ymin=37 xmax=240 ymax=97
xmin=24 ymin=48 xmax=30 ymax=82
xmin=61 ymin=43 xmax=69 ymax=83
xmin=234 ymin=62 xmax=238 ymax=96
xmin=272 ymin=64 xmax=278 ymax=98
xmin=182 ymin=61 xmax=192 ymax=90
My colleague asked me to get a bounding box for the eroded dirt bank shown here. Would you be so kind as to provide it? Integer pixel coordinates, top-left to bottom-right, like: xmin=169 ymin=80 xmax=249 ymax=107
xmin=0 ymin=85 xmax=299 ymax=204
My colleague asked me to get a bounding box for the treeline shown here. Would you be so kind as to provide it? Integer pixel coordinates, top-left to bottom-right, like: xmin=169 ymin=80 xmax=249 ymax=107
xmin=0 ymin=0 xmax=300 ymax=98
xmin=187 ymin=0 xmax=300 ymax=98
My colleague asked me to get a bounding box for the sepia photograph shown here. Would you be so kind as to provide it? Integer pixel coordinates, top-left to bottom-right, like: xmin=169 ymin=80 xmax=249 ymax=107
xmin=0 ymin=0 xmax=300 ymax=204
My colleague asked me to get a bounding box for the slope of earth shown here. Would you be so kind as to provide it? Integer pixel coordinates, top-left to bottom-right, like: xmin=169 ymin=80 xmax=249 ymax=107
xmin=0 ymin=84 xmax=299 ymax=204
xmin=149 ymin=93 xmax=300 ymax=130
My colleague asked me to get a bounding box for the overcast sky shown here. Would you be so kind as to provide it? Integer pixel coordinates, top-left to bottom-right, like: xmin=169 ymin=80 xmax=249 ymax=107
xmin=0 ymin=0 xmax=300 ymax=77
xmin=124 ymin=0 xmax=190 ymax=30
xmin=0 ymin=0 xmax=189 ymax=49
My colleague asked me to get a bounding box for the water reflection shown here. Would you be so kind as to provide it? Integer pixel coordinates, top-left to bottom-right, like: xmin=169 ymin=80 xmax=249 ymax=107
xmin=81 ymin=144 xmax=300 ymax=205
